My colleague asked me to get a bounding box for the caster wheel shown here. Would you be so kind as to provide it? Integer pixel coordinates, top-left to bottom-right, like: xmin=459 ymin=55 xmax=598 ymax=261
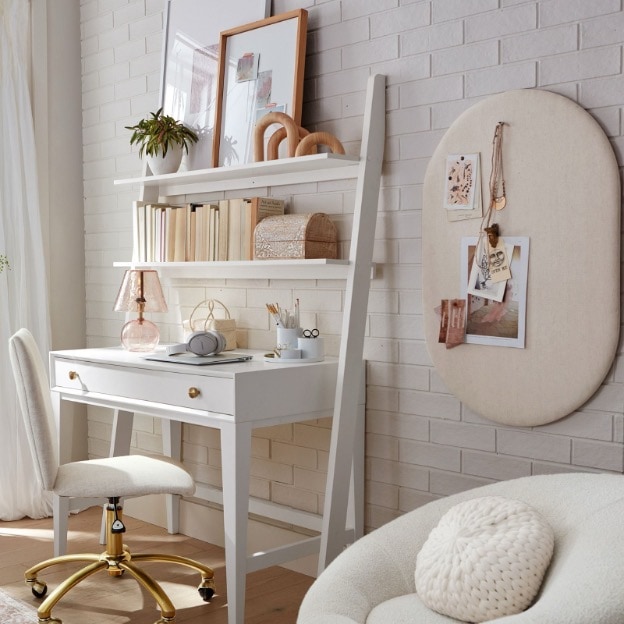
xmin=198 ymin=578 xmax=216 ymax=602
xmin=30 ymin=580 xmax=47 ymax=599
xmin=198 ymin=586 xmax=214 ymax=601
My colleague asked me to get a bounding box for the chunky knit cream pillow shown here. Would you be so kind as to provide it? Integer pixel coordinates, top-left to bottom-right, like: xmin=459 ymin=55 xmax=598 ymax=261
xmin=415 ymin=496 xmax=554 ymax=622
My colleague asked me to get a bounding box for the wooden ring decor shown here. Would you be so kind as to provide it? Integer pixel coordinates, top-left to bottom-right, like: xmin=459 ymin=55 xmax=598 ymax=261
xmin=295 ymin=132 xmax=345 ymax=157
xmin=254 ymin=111 xmax=300 ymax=161
xmin=267 ymin=126 xmax=315 ymax=160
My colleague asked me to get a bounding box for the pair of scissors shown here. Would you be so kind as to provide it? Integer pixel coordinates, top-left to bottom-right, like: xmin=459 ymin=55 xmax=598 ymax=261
xmin=303 ymin=328 xmax=319 ymax=339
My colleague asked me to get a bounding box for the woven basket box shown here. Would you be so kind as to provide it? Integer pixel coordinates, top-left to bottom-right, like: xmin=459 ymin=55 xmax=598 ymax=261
xmin=254 ymin=213 xmax=338 ymax=260
xmin=182 ymin=299 xmax=237 ymax=351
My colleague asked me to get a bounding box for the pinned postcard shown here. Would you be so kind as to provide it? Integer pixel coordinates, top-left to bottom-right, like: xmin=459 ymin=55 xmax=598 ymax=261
xmin=460 ymin=236 xmax=530 ymax=349
xmin=444 ymin=153 xmax=483 ymax=221
xmin=437 ymin=299 xmax=467 ymax=349
xmin=236 ymin=52 xmax=259 ymax=82
xmin=466 ymin=240 xmax=514 ymax=303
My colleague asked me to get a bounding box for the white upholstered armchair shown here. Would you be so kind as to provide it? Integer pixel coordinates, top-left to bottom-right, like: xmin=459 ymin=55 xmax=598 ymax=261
xmin=298 ymin=473 xmax=624 ymax=623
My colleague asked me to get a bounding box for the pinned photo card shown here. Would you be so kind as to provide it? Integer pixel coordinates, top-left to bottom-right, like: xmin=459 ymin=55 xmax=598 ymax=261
xmin=466 ymin=239 xmax=514 ymax=303
xmin=236 ymin=52 xmax=259 ymax=82
xmin=446 ymin=299 xmax=466 ymax=349
xmin=437 ymin=299 xmax=467 ymax=349
xmin=445 ymin=154 xmax=483 ymax=222
xmin=256 ymin=70 xmax=272 ymax=107
xmin=460 ymin=236 xmax=530 ymax=349
xmin=444 ymin=153 xmax=479 ymax=210
xmin=488 ymin=239 xmax=512 ymax=283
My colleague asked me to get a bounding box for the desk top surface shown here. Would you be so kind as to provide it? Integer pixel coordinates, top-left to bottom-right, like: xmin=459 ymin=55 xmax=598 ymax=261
xmin=51 ymin=346 xmax=337 ymax=379
xmin=50 ymin=347 xmax=344 ymax=424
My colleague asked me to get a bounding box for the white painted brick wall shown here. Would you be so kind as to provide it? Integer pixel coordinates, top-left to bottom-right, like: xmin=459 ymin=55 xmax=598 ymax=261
xmin=79 ymin=0 xmax=624 ymax=536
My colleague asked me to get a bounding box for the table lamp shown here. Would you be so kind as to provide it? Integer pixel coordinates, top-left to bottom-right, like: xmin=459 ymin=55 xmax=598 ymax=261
xmin=113 ymin=269 xmax=168 ymax=352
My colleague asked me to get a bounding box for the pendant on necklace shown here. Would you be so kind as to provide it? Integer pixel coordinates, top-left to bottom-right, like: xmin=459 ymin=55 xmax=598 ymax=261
xmin=494 ymin=196 xmax=506 ymax=210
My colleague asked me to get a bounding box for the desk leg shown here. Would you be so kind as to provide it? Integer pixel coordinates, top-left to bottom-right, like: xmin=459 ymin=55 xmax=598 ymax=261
xmin=162 ymin=419 xmax=182 ymax=534
xmin=220 ymin=422 xmax=252 ymax=624
xmin=52 ymin=391 xmax=71 ymax=465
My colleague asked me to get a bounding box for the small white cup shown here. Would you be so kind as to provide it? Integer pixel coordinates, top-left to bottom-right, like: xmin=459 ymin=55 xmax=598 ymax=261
xmin=276 ymin=327 xmax=302 ymax=350
xmin=298 ymin=336 xmax=324 ymax=360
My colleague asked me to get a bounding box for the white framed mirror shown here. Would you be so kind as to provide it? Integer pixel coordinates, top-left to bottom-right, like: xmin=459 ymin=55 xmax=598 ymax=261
xmin=159 ymin=0 xmax=271 ymax=170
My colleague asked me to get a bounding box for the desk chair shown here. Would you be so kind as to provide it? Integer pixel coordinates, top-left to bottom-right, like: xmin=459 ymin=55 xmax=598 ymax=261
xmin=9 ymin=328 xmax=216 ymax=624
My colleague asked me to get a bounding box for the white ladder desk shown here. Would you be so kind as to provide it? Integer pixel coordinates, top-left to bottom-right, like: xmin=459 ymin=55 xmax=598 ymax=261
xmin=50 ymin=348 xmax=364 ymax=624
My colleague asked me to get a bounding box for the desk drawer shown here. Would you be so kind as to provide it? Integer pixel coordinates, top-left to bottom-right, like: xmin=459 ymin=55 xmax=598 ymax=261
xmin=53 ymin=359 xmax=234 ymax=414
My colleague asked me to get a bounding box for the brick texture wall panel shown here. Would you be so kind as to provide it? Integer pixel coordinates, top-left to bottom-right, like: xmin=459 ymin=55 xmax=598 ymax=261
xmin=80 ymin=0 xmax=624 ymax=536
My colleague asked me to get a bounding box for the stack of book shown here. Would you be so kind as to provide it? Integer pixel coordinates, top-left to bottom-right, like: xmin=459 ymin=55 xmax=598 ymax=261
xmin=132 ymin=197 xmax=285 ymax=262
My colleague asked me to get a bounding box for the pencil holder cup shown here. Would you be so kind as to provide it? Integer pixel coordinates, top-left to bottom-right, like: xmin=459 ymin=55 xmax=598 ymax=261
xmin=298 ymin=336 xmax=324 ymax=360
xmin=276 ymin=327 xmax=302 ymax=350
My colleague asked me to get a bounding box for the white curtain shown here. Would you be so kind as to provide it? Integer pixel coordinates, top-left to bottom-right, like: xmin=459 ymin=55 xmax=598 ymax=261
xmin=0 ymin=0 xmax=52 ymax=519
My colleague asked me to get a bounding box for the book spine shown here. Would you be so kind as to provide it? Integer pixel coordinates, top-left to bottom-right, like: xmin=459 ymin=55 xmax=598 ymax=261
xmin=218 ymin=200 xmax=229 ymax=261
xmin=241 ymin=200 xmax=251 ymax=261
xmin=227 ymin=198 xmax=242 ymax=261
xmin=132 ymin=201 xmax=146 ymax=263
xmin=187 ymin=204 xmax=196 ymax=262
xmin=146 ymin=205 xmax=154 ymax=262
xmin=165 ymin=206 xmax=176 ymax=262
xmin=173 ymin=206 xmax=187 ymax=262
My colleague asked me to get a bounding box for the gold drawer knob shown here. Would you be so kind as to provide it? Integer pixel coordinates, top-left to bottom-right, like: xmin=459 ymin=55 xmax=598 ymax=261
xmin=68 ymin=371 xmax=79 ymax=380
xmin=188 ymin=387 xmax=201 ymax=399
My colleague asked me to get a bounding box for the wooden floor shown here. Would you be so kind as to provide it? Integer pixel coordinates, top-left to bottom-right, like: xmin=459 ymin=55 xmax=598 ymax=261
xmin=0 ymin=506 xmax=314 ymax=623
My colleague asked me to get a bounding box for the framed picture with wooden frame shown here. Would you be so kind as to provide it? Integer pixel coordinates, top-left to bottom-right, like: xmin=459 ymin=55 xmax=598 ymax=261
xmin=159 ymin=0 xmax=271 ymax=171
xmin=212 ymin=9 xmax=308 ymax=168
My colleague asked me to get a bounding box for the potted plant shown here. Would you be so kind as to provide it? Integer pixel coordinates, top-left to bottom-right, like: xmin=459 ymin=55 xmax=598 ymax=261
xmin=125 ymin=108 xmax=198 ymax=175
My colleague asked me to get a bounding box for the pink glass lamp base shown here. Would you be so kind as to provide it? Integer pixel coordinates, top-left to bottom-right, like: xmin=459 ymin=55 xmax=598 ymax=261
xmin=120 ymin=318 xmax=160 ymax=352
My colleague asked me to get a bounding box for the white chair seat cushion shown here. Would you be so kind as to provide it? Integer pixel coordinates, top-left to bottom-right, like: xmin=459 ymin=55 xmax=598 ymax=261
xmin=415 ymin=496 xmax=554 ymax=622
xmin=54 ymin=454 xmax=195 ymax=499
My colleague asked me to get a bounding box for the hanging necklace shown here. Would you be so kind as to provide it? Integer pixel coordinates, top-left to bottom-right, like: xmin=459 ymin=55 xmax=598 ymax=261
xmin=490 ymin=121 xmax=506 ymax=211
xmin=475 ymin=122 xmax=507 ymax=275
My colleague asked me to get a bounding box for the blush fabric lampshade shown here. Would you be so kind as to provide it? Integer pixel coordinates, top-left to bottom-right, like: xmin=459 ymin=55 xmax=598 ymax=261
xmin=113 ymin=270 xmax=168 ymax=352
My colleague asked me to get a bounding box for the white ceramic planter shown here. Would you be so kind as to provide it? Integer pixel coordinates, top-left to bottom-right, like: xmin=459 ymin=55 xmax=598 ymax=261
xmin=146 ymin=144 xmax=183 ymax=175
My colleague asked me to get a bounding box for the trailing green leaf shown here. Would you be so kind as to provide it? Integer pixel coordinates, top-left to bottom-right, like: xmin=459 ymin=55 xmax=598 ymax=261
xmin=0 ymin=254 xmax=10 ymax=274
xmin=125 ymin=108 xmax=199 ymax=158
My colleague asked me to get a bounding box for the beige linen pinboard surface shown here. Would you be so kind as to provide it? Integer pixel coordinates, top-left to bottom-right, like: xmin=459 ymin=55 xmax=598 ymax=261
xmin=422 ymin=89 xmax=620 ymax=426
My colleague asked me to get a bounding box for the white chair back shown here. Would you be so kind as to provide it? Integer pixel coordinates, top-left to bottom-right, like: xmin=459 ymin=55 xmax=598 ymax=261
xmin=9 ymin=328 xmax=59 ymax=491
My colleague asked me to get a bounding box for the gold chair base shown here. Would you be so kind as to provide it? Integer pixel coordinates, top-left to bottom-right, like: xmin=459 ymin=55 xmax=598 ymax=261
xmin=25 ymin=504 xmax=215 ymax=624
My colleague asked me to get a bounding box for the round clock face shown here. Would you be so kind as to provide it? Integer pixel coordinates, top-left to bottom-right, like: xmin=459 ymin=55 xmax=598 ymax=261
xmin=190 ymin=333 xmax=216 ymax=355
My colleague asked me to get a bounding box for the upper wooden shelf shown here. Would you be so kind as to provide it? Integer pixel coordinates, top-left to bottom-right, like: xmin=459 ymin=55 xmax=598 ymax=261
xmin=114 ymin=153 xmax=361 ymax=196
